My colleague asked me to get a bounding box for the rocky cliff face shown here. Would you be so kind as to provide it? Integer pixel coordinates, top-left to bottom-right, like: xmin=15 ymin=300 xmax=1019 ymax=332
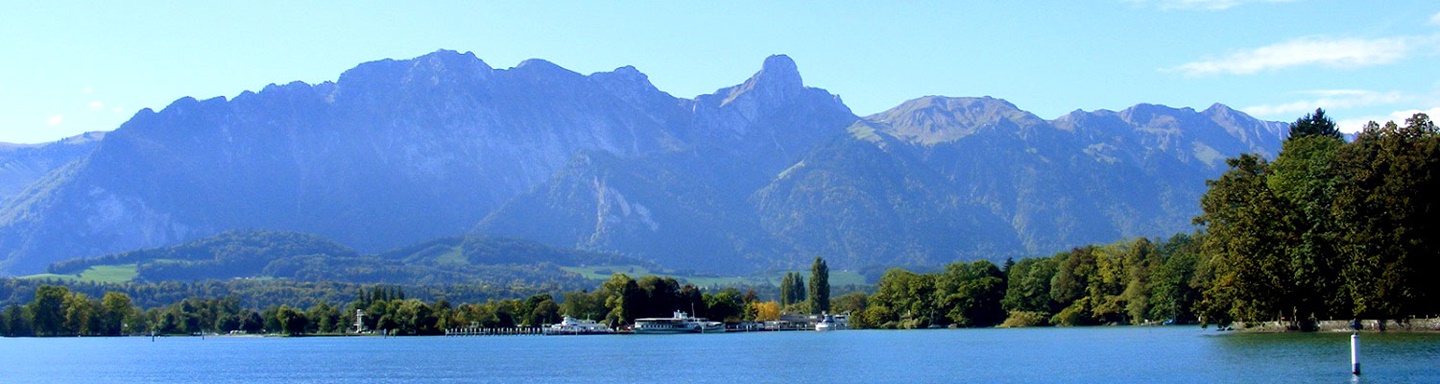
xmin=0 ymin=51 xmax=1284 ymax=275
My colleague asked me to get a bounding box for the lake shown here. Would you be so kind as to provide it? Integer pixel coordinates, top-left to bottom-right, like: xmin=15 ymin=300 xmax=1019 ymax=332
xmin=2 ymin=327 xmax=1436 ymax=383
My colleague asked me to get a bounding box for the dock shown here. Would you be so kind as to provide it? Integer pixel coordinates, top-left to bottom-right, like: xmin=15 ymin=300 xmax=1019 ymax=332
xmin=444 ymin=327 xmax=544 ymax=336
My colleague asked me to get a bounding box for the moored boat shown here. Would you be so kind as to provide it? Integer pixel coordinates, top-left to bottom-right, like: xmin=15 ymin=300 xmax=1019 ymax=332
xmin=815 ymin=312 xmax=849 ymax=331
xmin=545 ymin=316 xmax=614 ymax=335
xmin=633 ymin=310 xmax=726 ymax=334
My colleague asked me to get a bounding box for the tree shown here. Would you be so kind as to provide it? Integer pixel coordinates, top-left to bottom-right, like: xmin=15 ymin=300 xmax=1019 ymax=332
xmin=750 ymin=301 xmax=781 ymax=321
xmin=677 ymin=284 xmax=704 ymax=318
xmin=870 ymin=268 xmax=936 ymax=328
xmin=600 ymin=274 xmax=640 ymax=328
xmin=3 ymin=305 xmax=34 ymax=336
xmin=30 ymin=285 xmax=69 ymax=336
xmin=809 ymin=256 xmax=831 ymax=314
xmin=704 ymin=288 xmax=744 ymax=322
xmin=307 ymin=302 xmax=342 ymax=334
xmin=519 ymin=294 xmax=553 ymax=326
xmin=936 ymin=260 xmax=1006 ymax=327
xmin=530 ymin=299 xmax=561 ymax=326
xmin=831 ymin=292 xmax=868 ymax=316
xmin=243 ymin=310 xmax=267 ymax=334
xmin=1050 ymin=247 xmax=1097 ymax=315
xmin=216 ymin=314 xmax=241 ymax=333
xmin=394 ymin=299 xmax=438 ymax=335
xmin=559 ymin=291 xmax=606 ymax=321
xmin=1117 ymin=239 xmax=1162 ymax=324
xmin=98 ymin=292 xmax=134 ymax=336
xmin=1147 ymin=233 xmax=1202 ymax=323
xmin=63 ymin=292 xmax=95 ymax=336
xmin=1334 ymin=114 xmax=1440 ymax=319
xmin=1195 ymin=154 xmax=1289 ymax=326
xmin=1287 ymin=108 xmax=1343 ymax=140
xmin=778 ymin=273 xmax=791 ymax=306
xmin=1267 ymin=131 xmax=1345 ymax=324
xmin=635 ymin=275 xmax=683 ymax=319
xmin=780 ymin=272 xmax=801 ymax=306
xmin=275 ymin=305 xmax=308 ymax=335
xmin=1002 ymin=257 xmax=1059 ymax=314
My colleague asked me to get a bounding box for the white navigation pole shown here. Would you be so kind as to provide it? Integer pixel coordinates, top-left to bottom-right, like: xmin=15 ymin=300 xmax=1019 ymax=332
xmin=1351 ymin=331 xmax=1361 ymax=375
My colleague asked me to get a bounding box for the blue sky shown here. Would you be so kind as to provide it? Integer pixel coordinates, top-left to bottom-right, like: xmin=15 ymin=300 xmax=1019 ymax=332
xmin=2 ymin=0 xmax=1437 ymax=144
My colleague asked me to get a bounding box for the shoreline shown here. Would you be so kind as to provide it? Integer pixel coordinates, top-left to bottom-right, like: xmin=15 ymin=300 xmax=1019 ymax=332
xmin=1233 ymin=318 xmax=1440 ymax=333
xmin=10 ymin=320 xmax=1440 ymax=338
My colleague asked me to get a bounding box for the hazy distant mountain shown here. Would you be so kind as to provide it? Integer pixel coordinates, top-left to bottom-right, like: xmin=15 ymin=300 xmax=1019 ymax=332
xmin=0 ymin=131 xmax=105 ymax=207
xmin=751 ymin=97 xmax=1285 ymax=268
xmin=0 ymin=50 xmax=1285 ymax=276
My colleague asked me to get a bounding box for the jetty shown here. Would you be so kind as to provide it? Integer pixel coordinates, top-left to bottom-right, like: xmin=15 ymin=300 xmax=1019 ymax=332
xmin=444 ymin=327 xmax=544 ymax=336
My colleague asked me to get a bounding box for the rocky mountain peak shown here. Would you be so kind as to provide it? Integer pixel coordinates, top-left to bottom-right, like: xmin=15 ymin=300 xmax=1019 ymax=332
xmin=1118 ymin=103 xmax=1199 ymax=127
xmin=589 ymin=65 xmax=653 ymax=89
xmin=408 ymin=50 xmax=494 ymax=79
xmin=589 ymin=65 xmax=673 ymax=112
xmin=886 ymin=96 xmax=1030 ymax=120
xmin=760 ymin=54 xmax=800 ymax=82
xmin=331 ymin=50 xmax=496 ymax=101
xmin=869 ymin=96 xmax=1048 ymax=145
xmin=720 ymin=54 xmax=804 ymax=106
xmin=1202 ymin=103 xmax=1238 ymax=116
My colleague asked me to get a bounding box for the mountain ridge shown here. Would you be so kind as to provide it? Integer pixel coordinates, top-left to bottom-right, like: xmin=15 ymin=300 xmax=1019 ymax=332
xmin=0 ymin=131 xmax=106 ymax=208
xmin=0 ymin=50 xmax=1284 ymax=275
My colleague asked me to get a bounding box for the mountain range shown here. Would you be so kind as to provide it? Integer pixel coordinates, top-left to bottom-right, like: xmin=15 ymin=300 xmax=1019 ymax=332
xmin=0 ymin=50 xmax=1285 ymax=276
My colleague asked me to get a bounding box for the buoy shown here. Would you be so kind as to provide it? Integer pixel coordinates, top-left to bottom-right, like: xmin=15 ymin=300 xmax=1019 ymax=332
xmin=1350 ymin=331 xmax=1361 ymax=375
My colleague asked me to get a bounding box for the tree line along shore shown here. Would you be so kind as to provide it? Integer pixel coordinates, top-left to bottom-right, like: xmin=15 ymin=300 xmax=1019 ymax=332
xmin=2 ymin=110 xmax=1437 ymax=337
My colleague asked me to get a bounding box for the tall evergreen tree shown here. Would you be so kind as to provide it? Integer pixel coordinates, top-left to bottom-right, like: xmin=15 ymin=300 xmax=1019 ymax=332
xmin=1287 ymin=108 xmax=1343 ymax=140
xmin=791 ymin=272 xmax=807 ymax=309
xmin=779 ymin=273 xmax=794 ymax=306
xmin=809 ymin=256 xmax=830 ymax=313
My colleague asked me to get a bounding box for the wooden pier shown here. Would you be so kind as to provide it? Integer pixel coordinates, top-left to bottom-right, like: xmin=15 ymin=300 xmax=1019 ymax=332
xmin=444 ymin=327 xmax=544 ymax=336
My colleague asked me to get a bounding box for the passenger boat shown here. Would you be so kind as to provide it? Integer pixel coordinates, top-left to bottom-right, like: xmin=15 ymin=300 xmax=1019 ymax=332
xmin=544 ymin=316 xmax=614 ymax=335
xmin=633 ymin=310 xmax=726 ymax=334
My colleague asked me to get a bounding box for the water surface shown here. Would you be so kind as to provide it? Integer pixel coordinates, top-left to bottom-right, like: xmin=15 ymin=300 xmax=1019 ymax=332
xmin=3 ymin=327 xmax=1436 ymax=383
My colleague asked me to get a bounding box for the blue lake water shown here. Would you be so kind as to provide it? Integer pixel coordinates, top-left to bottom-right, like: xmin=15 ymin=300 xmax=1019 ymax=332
xmin=2 ymin=327 xmax=1437 ymax=383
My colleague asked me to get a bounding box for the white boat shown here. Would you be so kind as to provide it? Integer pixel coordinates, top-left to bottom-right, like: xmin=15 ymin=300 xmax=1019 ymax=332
xmin=545 ymin=316 xmax=614 ymax=335
xmin=815 ymin=312 xmax=849 ymax=331
xmin=633 ymin=310 xmax=726 ymax=334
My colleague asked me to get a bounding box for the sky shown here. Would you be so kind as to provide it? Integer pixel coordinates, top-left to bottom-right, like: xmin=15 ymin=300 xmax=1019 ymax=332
xmin=2 ymin=0 xmax=1438 ymax=144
